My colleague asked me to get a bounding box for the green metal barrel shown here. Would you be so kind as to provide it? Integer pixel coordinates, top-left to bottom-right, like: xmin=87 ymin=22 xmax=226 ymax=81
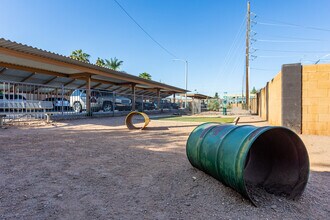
xmin=186 ymin=123 xmax=309 ymax=205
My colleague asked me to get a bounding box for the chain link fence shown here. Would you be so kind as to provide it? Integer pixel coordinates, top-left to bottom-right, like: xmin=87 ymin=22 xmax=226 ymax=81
xmin=0 ymin=80 xmax=181 ymax=125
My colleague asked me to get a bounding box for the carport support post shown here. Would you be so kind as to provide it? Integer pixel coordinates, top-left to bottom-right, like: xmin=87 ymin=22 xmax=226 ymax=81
xmin=131 ymin=83 xmax=136 ymax=111
xmin=173 ymin=93 xmax=176 ymax=103
xmin=86 ymin=76 xmax=91 ymax=116
xmin=156 ymin=89 xmax=161 ymax=111
xmin=112 ymin=92 xmax=116 ymax=117
xmin=192 ymin=97 xmax=195 ymax=114
xmin=141 ymin=95 xmax=144 ymax=112
xmin=61 ymin=85 xmax=64 ymax=115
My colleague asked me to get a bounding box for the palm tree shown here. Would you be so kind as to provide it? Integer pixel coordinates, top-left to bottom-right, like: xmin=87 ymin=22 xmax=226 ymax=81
xmin=95 ymin=57 xmax=105 ymax=67
xmin=105 ymin=57 xmax=123 ymax=70
xmin=69 ymin=49 xmax=90 ymax=63
xmin=139 ymin=72 xmax=152 ymax=80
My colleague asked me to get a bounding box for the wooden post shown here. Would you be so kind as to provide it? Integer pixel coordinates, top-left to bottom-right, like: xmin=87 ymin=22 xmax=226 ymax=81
xmin=141 ymin=94 xmax=144 ymax=112
xmin=192 ymin=97 xmax=195 ymax=114
xmin=131 ymin=83 xmax=136 ymax=111
xmin=86 ymin=76 xmax=91 ymax=115
xmin=112 ymin=92 xmax=116 ymax=116
xmin=173 ymin=93 xmax=176 ymax=103
xmin=156 ymin=89 xmax=161 ymax=110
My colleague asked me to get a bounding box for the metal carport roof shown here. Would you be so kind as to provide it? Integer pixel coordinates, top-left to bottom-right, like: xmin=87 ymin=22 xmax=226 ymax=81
xmin=0 ymin=38 xmax=188 ymax=98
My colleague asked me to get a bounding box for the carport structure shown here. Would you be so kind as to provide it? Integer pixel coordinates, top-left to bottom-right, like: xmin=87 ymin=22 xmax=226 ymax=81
xmin=0 ymin=38 xmax=187 ymax=113
xmin=186 ymin=93 xmax=212 ymax=100
xmin=185 ymin=93 xmax=212 ymax=114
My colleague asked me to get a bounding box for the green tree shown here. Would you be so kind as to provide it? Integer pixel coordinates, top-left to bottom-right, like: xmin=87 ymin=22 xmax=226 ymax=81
xmin=251 ymin=86 xmax=257 ymax=94
xmin=139 ymin=72 xmax=152 ymax=80
xmin=95 ymin=57 xmax=105 ymax=67
xmin=105 ymin=57 xmax=123 ymax=70
xmin=214 ymin=92 xmax=219 ymax=99
xmin=69 ymin=49 xmax=90 ymax=63
xmin=207 ymin=99 xmax=220 ymax=111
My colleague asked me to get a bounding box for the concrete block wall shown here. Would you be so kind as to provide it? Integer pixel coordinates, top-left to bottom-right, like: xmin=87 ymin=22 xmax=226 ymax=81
xmin=258 ymin=85 xmax=268 ymax=120
xmin=250 ymin=97 xmax=258 ymax=114
xmin=281 ymin=64 xmax=302 ymax=133
xmin=267 ymin=72 xmax=282 ymax=126
xmin=302 ymin=64 xmax=330 ymax=135
xmin=257 ymin=63 xmax=330 ymax=135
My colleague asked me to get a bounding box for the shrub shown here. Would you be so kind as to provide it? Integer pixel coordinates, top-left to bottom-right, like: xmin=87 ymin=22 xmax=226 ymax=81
xmin=207 ymin=99 xmax=220 ymax=111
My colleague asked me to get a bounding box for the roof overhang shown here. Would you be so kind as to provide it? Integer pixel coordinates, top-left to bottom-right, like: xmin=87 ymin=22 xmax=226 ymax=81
xmin=186 ymin=93 xmax=212 ymax=99
xmin=0 ymin=38 xmax=188 ymax=97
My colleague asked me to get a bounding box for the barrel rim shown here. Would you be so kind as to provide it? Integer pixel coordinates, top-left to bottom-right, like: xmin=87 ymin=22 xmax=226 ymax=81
xmin=241 ymin=126 xmax=310 ymax=205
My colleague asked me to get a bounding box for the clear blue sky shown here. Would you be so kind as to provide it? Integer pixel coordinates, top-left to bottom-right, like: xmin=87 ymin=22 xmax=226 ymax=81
xmin=1 ymin=0 xmax=330 ymax=96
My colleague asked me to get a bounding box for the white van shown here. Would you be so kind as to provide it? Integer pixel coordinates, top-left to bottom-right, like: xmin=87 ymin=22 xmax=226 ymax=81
xmin=0 ymin=93 xmax=53 ymax=111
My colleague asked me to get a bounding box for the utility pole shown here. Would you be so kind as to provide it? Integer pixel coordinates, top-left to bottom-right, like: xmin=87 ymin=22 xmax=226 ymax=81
xmin=245 ymin=1 xmax=250 ymax=109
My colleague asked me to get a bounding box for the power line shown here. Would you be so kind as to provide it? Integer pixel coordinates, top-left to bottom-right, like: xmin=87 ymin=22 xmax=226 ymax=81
xmin=258 ymin=55 xmax=301 ymax=58
xmin=242 ymin=71 xmax=245 ymax=100
xmin=219 ymin=17 xmax=246 ymax=74
xmin=255 ymin=49 xmax=330 ymax=53
xmin=218 ymin=16 xmax=246 ymax=86
xmin=257 ymin=20 xmax=330 ymax=32
xmin=113 ymin=0 xmax=178 ymax=58
xmin=255 ymin=33 xmax=324 ymax=41
xmin=250 ymin=67 xmax=277 ymax=71
xmin=261 ymin=18 xmax=330 ymax=32
xmin=229 ymin=43 xmax=245 ymax=77
xmin=257 ymin=39 xmax=318 ymax=43
xmin=257 ymin=22 xmax=298 ymax=28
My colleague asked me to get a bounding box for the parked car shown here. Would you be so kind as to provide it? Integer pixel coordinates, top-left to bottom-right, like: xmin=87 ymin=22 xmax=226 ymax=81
xmin=99 ymin=91 xmax=131 ymax=111
xmin=0 ymin=94 xmax=53 ymax=111
xmin=171 ymin=103 xmax=179 ymax=109
xmin=145 ymin=102 xmax=157 ymax=110
xmin=70 ymin=89 xmax=131 ymax=113
xmin=135 ymin=101 xmax=157 ymax=111
xmin=159 ymin=100 xmax=179 ymax=109
xmin=43 ymin=97 xmax=70 ymax=110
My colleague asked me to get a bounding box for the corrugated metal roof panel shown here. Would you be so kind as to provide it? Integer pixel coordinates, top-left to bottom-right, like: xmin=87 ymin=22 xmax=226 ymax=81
xmin=0 ymin=38 xmax=187 ymax=93
xmin=0 ymin=75 xmax=22 ymax=82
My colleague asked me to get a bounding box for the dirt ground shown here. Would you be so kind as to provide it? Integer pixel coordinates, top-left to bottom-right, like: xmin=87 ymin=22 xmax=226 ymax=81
xmin=0 ymin=115 xmax=329 ymax=219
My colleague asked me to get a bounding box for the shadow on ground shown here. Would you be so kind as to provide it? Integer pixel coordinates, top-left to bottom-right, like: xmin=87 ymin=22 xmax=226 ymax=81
xmin=0 ymin=117 xmax=329 ymax=219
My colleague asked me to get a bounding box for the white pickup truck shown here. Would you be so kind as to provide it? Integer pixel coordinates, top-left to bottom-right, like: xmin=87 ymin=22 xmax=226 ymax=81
xmin=0 ymin=94 xmax=53 ymax=111
xmin=70 ymin=89 xmax=131 ymax=113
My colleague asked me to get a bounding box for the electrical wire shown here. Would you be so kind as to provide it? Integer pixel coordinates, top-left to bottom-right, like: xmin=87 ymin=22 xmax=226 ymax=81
xmin=255 ymin=49 xmax=330 ymax=53
xmin=218 ymin=17 xmax=246 ymax=75
xmin=250 ymin=67 xmax=277 ymax=71
xmin=257 ymin=55 xmax=302 ymax=58
xmin=222 ymin=30 xmax=245 ymax=83
xmin=257 ymin=39 xmax=318 ymax=43
xmin=113 ymin=0 xmax=178 ymax=58
xmin=217 ymin=16 xmax=246 ymax=88
xmin=255 ymin=33 xmax=324 ymax=41
xmin=251 ymin=15 xmax=330 ymax=86
xmin=257 ymin=20 xmax=330 ymax=32
xmin=242 ymin=71 xmax=245 ymax=99
xmin=228 ymin=42 xmax=245 ymax=77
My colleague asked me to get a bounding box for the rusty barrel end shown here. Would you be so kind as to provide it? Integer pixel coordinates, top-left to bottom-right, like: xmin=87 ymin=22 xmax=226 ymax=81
xmin=125 ymin=111 xmax=150 ymax=130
